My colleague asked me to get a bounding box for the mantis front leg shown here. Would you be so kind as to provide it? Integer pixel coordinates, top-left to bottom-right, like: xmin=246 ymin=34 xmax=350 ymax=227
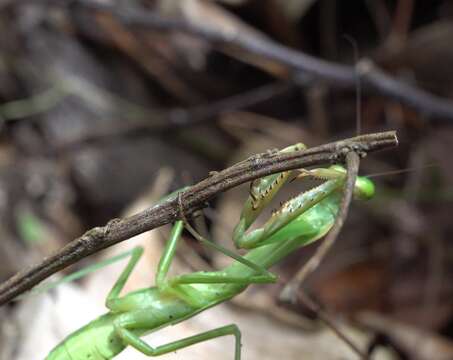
xmin=233 ymin=143 xmax=306 ymax=248
xmin=233 ymin=143 xmax=306 ymax=245
xmin=234 ymin=157 xmax=351 ymax=250
xmin=105 ymin=246 xmax=145 ymax=312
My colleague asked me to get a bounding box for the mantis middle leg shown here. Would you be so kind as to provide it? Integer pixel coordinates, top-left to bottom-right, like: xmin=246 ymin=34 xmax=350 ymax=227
xmin=105 ymin=246 xmax=145 ymax=311
xmin=154 ymin=220 xmax=276 ymax=307
xmin=104 ymin=220 xmax=275 ymax=311
xmin=158 ymin=219 xmax=278 ymax=286
xmin=156 ymin=220 xmax=276 ymax=286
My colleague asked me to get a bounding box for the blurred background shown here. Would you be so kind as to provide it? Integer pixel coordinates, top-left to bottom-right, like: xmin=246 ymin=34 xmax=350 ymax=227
xmin=0 ymin=0 xmax=453 ymax=359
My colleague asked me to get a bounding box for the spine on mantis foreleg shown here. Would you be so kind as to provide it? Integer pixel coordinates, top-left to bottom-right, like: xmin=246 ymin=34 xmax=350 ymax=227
xmin=233 ymin=164 xmax=375 ymax=250
xmin=235 ymin=178 xmax=344 ymax=249
xmin=233 ymin=143 xmax=305 ymax=248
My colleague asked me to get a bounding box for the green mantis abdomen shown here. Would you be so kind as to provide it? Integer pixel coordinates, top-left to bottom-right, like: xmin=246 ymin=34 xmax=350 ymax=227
xmin=45 ymin=287 xmax=216 ymax=360
xmin=46 ymin=313 xmax=125 ymax=360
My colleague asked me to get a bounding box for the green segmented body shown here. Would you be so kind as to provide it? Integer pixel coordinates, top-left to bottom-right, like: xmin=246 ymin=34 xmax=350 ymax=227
xmin=45 ymin=152 xmax=375 ymax=360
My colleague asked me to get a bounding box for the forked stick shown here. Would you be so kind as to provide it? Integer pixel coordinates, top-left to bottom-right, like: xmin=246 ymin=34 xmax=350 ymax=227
xmin=280 ymin=151 xmax=360 ymax=301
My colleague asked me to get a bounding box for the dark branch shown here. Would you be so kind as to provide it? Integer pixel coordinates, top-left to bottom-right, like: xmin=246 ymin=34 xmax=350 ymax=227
xmin=297 ymin=291 xmax=369 ymax=359
xmin=55 ymin=82 xmax=291 ymax=151
xmin=0 ymin=131 xmax=397 ymax=306
xmin=64 ymin=0 xmax=453 ymax=121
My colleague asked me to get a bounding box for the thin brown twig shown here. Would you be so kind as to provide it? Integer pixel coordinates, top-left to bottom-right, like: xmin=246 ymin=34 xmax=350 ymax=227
xmin=9 ymin=1 xmax=453 ymax=120
xmin=279 ymin=151 xmax=365 ymax=358
xmin=388 ymin=0 xmax=414 ymax=44
xmin=0 ymin=132 xmax=397 ymax=306
xmin=55 ymin=82 xmax=291 ymax=151
xmin=297 ymin=291 xmax=369 ymax=359
xmin=279 ymin=151 xmax=361 ymax=302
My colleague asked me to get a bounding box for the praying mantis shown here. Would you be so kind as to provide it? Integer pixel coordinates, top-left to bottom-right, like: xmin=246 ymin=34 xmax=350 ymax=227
xmin=45 ymin=143 xmax=375 ymax=360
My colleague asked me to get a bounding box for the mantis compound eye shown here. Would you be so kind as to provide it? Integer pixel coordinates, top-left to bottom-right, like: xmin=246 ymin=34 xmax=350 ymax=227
xmin=354 ymin=176 xmax=375 ymax=200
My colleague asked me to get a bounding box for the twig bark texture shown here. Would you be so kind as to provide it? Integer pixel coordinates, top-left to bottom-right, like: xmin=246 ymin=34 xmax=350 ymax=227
xmin=280 ymin=151 xmax=366 ymax=359
xmin=280 ymin=151 xmax=361 ymax=301
xmin=0 ymin=131 xmax=397 ymax=306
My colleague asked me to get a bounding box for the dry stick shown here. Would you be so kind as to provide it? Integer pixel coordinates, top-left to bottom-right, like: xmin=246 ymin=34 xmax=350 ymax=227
xmin=280 ymin=151 xmax=366 ymax=359
xmin=298 ymin=291 xmax=369 ymax=360
xmin=66 ymin=0 xmax=453 ymax=120
xmin=280 ymin=151 xmax=361 ymax=302
xmin=0 ymin=132 xmax=397 ymax=306
xmin=165 ymin=82 xmax=291 ymax=130
xmin=56 ymin=82 xmax=292 ymax=151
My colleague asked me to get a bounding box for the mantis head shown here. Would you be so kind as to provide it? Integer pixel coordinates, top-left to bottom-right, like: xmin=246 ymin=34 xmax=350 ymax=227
xmin=329 ymin=165 xmax=375 ymax=200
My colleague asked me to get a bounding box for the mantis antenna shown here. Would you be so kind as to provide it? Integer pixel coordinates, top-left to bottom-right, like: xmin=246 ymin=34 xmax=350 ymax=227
xmin=343 ymin=34 xmax=362 ymax=136
xmin=366 ymin=163 xmax=438 ymax=178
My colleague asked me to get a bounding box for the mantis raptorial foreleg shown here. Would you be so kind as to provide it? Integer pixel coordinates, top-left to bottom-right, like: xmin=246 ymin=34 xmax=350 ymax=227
xmin=233 ymin=163 xmax=353 ymax=250
xmin=115 ymin=322 xmax=241 ymax=359
xmin=233 ymin=143 xmax=306 ymax=247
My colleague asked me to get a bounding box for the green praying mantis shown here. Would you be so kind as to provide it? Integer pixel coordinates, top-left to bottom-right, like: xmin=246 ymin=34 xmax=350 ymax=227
xmin=45 ymin=142 xmax=375 ymax=360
